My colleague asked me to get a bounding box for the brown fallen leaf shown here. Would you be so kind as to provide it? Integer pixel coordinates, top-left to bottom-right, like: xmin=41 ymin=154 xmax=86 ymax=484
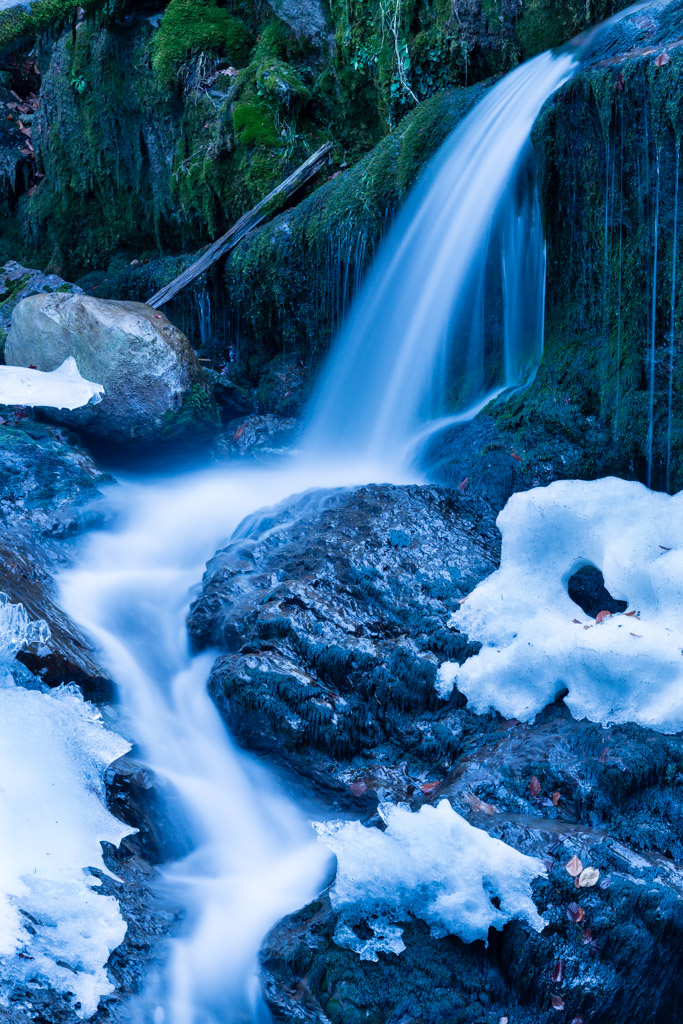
xmin=596 ymin=610 xmax=612 ymax=624
xmin=551 ymin=994 xmax=565 ymax=1011
xmin=583 ymin=624 xmax=593 ymax=630
xmin=349 ymin=780 xmax=368 ymax=797
xmin=582 ymin=927 xmax=593 ymax=944
xmin=566 ymin=855 xmax=583 ymax=878
xmin=529 ymin=775 xmax=541 ymax=798
xmin=655 ymin=51 xmax=671 ymax=67
xmin=462 ymin=790 xmax=498 ymax=814
xmin=510 ymin=450 xmax=523 ymax=462
xmin=457 ymin=477 xmax=469 ymax=493
xmin=567 ymin=901 xmax=585 ymax=923
xmin=551 ymin=959 xmax=564 ymax=983
xmin=551 ymin=791 xmax=561 ymax=806
xmin=626 ymin=610 xmax=640 ymax=617
xmin=572 ymin=618 xmax=582 ymax=624
xmin=578 ymin=866 xmax=600 ymax=888
xmin=630 ymin=632 xmax=643 ymax=638
xmin=420 ymin=781 xmax=441 ymax=794
xmin=233 ymin=423 xmax=246 ymax=442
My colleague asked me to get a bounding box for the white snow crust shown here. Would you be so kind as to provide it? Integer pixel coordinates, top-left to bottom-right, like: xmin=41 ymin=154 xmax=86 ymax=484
xmin=439 ymin=478 xmax=683 ymax=732
xmin=315 ymin=800 xmax=546 ymax=960
xmin=0 ymin=596 xmax=133 ymax=1017
xmin=0 ymin=357 xmax=104 ymax=410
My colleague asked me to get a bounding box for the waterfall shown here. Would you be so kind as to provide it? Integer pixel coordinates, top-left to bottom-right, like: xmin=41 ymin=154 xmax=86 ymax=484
xmin=302 ymin=50 xmax=576 ymax=465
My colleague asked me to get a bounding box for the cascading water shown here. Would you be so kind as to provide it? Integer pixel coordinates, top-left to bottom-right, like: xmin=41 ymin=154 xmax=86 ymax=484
xmin=302 ymin=50 xmax=576 ymax=465
xmin=52 ymin=29 xmax=595 ymax=1024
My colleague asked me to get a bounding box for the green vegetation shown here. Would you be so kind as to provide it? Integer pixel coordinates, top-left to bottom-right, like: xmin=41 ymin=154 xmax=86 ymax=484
xmin=150 ymin=0 xmax=253 ymax=86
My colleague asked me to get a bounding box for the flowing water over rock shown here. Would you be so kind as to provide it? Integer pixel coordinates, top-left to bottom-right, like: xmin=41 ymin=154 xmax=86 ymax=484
xmin=17 ymin=5 xmax=682 ymax=1022
xmin=303 ymin=50 xmax=575 ymax=465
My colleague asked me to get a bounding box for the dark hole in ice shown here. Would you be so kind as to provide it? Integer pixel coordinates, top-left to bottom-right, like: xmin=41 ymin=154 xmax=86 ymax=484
xmin=352 ymin=921 xmax=375 ymax=940
xmin=567 ymin=565 xmax=628 ymax=619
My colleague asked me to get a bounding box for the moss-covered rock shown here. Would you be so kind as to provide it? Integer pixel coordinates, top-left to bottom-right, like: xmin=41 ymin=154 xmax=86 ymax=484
xmin=150 ymin=0 xmax=253 ymax=86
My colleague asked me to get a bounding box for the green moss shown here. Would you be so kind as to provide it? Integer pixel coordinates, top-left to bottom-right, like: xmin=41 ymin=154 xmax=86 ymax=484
xmin=232 ymin=99 xmax=279 ymax=146
xmin=255 ymin=58 xmax=310 ymax=110
xmin=151 ymin=0 xmax=254 ymax=86
xmin=516 ymin=0 xmax=634 ymax=59
xmin=0 ymin=0 xmax=114 ymax=55
xmin=160 ymin=380 xmax=220 ymax=437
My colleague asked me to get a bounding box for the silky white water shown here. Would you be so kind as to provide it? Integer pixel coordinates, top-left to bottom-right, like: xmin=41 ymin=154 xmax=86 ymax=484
xmin=59 ymin=458 xmax=411 ymax=1024
xmin=50 ymin=35 xmax=591 ymax=1024
xmin=303 ymin=49 xmax=575 ymax=464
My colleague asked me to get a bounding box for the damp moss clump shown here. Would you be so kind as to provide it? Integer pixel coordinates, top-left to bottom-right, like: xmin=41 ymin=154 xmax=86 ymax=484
xmin=151 ymin=0 xmax=254 ymax=86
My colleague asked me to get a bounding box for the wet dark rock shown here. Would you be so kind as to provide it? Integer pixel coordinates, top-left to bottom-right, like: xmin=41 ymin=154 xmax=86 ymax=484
xmin=260 ymin=703 xmax=683 ymax=1024
xmin=189 ymin=483 xmax=499 ymax=788
xmin=0 ymin=418 xmax=112 ymax=695
xmin=213 ymin=413 xmax=299 ymax=458
xmin=567 ymin=565 xmax=628 ymax=619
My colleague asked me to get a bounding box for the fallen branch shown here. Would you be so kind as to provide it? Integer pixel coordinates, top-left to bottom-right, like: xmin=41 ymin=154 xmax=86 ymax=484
xmin=147 ymin=142 xmax=333 ymax=309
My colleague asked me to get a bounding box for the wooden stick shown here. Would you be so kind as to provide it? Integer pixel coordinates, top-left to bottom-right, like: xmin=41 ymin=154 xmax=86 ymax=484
xmin=147 ymin=142 xmax=333 ymax=309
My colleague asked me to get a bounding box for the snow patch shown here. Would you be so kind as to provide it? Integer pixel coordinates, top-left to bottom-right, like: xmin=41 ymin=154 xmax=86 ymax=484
xmin=315 ymin=800 xmax=546 ymax=956
xmin=0 ymin=357 xmax=103 ymax=410
xmin=441 ymin=478 xmax=683 ymax=732
xmin=0 ymin=596 xmax=133 ymax=1017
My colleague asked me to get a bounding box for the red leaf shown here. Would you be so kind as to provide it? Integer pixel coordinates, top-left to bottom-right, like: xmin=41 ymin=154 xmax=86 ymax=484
xmin=233 ymin=423 xmax=246 ymax=442
xmin=567 ymin=901 xmax=585 ymax=923
xmin=529 ymin=775 xmax=541 ymax=797
xmin=551 ymin=959 xmax=564 ymax=984
xmin=596 ymin=610 xmax=612 ymax=624
xmin=655 ymin=51 xmax=671 ymax=67
xmin=420 ymin=781 xmax=440 ymax=794
xmin=551 ymin=791 xmax=561 ymax=806
xmin=551 ymin=994 xmax=565 ymax=1011
xmin=349 ymin=780 xmax=368 ymax=797
xmin=510 ymin=449 xmax=523 ymax=461
xmin=582 ymin=927 xmax=593 ymax=944
xmin=457 ymin=476 xmax=469 ymax=493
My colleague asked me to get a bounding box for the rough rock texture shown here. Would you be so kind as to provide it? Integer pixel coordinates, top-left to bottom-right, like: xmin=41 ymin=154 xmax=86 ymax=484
xmin=188 ymin=483 xmax=500 ymax=790
xmin=260 ymin=704 xmax=683 ymax=1024
xmin=0 ymin=417 xmax=112 ymax=692
xmin=187 ymin=475 xmax=683 ymax=1023
xmin=5 ymin=292 xmax=218 ymax=443
xmin=0 ymin=260 xmax=80 ymax=342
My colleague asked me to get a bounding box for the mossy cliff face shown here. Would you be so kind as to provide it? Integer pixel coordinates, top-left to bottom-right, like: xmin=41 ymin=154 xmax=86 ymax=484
xmin=0 ymin=0 xmax=636 ymax=278
xmin=491 ymin=4 xmax=683 ymax=495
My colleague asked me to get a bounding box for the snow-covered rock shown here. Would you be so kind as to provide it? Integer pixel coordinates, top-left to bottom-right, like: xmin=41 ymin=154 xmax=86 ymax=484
xmin=315 ymin=799 xmax=546 ymax=959
xmin=5 ymin=293 xmax=217 ymax=443
xmin=0 ymin=356 xmax=103 ymax=410
xmin=0 ymin=596 xmax=133 ymax=1017
xmin=438 ymin=477 xmax=683 ymax=732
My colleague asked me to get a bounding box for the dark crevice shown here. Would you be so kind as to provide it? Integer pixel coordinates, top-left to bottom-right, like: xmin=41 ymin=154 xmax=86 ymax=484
xmin=568 ymin=564 xmax=628 ymax=619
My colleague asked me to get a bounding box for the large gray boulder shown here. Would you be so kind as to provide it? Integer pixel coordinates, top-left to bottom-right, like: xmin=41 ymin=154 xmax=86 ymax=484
xmin=5 ymin=292 xmax=218 ymax=443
